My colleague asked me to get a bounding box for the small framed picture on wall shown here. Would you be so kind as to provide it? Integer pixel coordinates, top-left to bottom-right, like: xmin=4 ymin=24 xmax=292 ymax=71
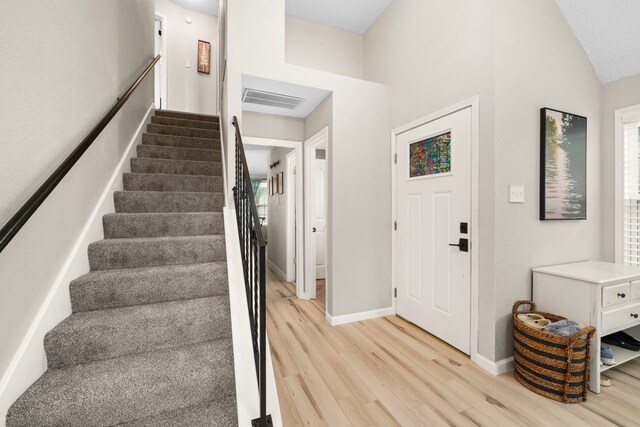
xmin=278 ymin=172 xmax=284 ymax=194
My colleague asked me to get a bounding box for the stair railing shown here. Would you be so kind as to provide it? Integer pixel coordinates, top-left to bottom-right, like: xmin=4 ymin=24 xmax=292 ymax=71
xmin=231 ymin=116 xmax=272 ymax=427
xmin=0 ymin=55 xmax=161 ymax=253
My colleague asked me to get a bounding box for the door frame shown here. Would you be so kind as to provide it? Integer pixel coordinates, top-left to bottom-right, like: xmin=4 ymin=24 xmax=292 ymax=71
xmin=304 ymin=127 xmax=329 ymax=301
xmin=285 ymin=150 xmax=297 ymax=282
xmin=391 ymin=96 xmax=480 ymax=363
xmin=243 ymin=136 xmax=305 ymax=299
xmin=614 ymin=103 xmax=640 ymax=263
xmin=154 ymin=12 xmax=168 ymax=110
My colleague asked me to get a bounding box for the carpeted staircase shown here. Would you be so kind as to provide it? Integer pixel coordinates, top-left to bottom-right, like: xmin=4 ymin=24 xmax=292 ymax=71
xmin=6 ymin=110 xmax=238 ymax=426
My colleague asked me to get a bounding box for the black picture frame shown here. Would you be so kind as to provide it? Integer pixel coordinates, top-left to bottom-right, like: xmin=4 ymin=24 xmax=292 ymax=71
xmin=539 ymin=107 xmax=587 ymax=221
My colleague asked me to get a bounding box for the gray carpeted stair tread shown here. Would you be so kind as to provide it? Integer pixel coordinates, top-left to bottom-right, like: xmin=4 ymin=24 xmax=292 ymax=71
xmin=123 ymin=173 xmax=223 ymax=193
xmin=147 ymin=123 xmax=217 ymax=139
xmin=70 ymin=262 xmax=228 ymax=313
xmin=137 ymin=144 xmax=221 ymax=161
xmin=155 ymin=109 xmax=219 ymax=123
xmin=114 ymin=190 xmax=223 ymax=213
xmin=103 ymin=212 xmax=224 ymax=238
xmin=45 ymin=296 xmax=231 ymax=368
xmin=88 ymin=235 xmax=226 ymax=270
xmin=151 ymin=115 xmax=219 ymax=131
xmin=6 ymin=339 xmax=235 ymax=427
xmin=143 ymin=133 xmax=220 ymax=150
xmin=131 ymin=157 xmax=221 ymax=176
xmin=119 ymin=396 xmax=238 ymax=427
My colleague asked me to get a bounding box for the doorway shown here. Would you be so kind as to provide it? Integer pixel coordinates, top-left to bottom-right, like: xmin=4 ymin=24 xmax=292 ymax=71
xmin=304 ymin=128 xmax=329 ymax=313
xmin=154 ymin=13 xmax=167 ymax=110
xmin=392 ymin=98 xmax=479 ymax=356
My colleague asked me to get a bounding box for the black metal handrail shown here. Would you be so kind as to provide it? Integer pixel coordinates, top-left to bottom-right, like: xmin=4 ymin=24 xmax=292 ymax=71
xmin=232 ymin=116 xmax=271 ymax=427
xmin=0 ymin=55 xmax=161 ymax=253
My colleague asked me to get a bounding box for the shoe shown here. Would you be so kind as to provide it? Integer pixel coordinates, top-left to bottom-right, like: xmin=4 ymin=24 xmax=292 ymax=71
xmin=601 ymin=376 xmax=612 ymax=387
xmin=616 ymin=331 xmax=640 ymax=347
xmin=517 ymin=313 xmax=545 ymax=323
xmin=602 ymin=333 xmax=640 ymax=351
xmin=525 ymin=319 xmax=551 ymax=330
xmin=601 ymin=346 xmax=616 ymax=365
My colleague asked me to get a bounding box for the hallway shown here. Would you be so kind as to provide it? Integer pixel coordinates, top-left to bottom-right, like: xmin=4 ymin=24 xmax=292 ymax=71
xmin=266 ymin=297 xmax=640 ymax=426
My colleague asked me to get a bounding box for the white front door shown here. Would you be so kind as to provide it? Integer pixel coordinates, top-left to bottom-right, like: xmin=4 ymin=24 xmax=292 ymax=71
xmin=314 ymin=153 xmax=327 ymax=279
xmin=396 ymin=107 xmax=472 ymax=354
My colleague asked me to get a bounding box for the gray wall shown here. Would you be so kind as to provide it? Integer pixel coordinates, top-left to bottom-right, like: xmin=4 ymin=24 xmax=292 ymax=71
xmin=601 ymin=74 xmax=640 ymax=262
xmin=493 ymin=0 xmax=603 ymax=360
xmin=243 ymin=112 xmax=304 ymax=141
xmin=285 ymin=16 xmax=364 ymax=79
xmin=364 ymin=0 xmax=497 ymax=359
xmin=155 ymin=0 xmax=219 ymax=114
xmin=267 ymin=147 xmax=294 ymax=274
xmin=364 ymin=0 xmax=603 ymax=361
xmin=0 ymin=0 xmax=154 ymax=388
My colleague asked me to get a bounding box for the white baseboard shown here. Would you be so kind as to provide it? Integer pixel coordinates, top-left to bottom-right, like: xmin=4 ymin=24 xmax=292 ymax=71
xmin=473 ymin=354 xmax=514 ymax=376
xmin=0 ymin=104 xmax=153 ymax=424
xmin=267 ymin=260 xmax=287 ymax=282
xmin=326 ymin=307 xmax=395 ymax=326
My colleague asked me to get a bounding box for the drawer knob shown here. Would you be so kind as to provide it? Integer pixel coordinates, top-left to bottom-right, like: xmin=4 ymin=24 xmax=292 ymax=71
xmin=632 ymin=313 xmax=639 ymax=319
xmin=618 ymin=293 xmax=627 ymax=298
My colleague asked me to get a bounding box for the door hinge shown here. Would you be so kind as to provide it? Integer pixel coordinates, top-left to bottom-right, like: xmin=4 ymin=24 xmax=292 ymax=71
xmin=394 ymin=153 xmax=397 ymax=164
xmin=158 ymin=30 xmax=162 ymax=36
xmin=394 ymin=288 xmax=397 ymax=298
xmin=293 ymin=167 xmax=296 ymax=175
xmin=394 ymin=221 xmax=397 ymax=231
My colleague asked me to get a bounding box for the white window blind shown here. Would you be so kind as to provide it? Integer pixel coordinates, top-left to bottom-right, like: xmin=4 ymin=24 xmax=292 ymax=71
xmin=624 ymin=121 xmax=640 ymax=265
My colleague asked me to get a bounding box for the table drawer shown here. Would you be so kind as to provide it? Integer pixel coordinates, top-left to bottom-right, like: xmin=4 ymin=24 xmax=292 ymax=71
xmin=602 ymin=282 xmax=631 ymax=307
xmin=602 ymin=302 xmax=640 ymax=332
xmin=632 ymin=280 xmax=640 ymax=301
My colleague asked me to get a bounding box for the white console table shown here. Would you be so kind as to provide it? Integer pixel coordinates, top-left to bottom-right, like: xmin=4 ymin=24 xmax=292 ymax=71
xmin=533 ymin=261 xmax=640 ymax=394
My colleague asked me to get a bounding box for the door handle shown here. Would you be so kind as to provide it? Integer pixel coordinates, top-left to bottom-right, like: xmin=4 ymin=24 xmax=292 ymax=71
xmin=312 ymin=227 xmax=316 ymax=232
xmin=449 ymin=238 xmax=469 ymax=252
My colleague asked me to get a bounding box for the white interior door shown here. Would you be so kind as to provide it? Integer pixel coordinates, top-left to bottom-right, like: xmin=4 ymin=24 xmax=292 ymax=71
xmin=314 ymin=153 xmax=327 ymax=279
xmin=396 ymin=107 xmax=472 ymax=354
xmin=154 ymin=16 xmax=165 ymax=110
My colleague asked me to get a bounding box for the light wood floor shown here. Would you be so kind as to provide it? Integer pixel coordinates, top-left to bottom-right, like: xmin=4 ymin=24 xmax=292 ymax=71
xmin=310 ymin=279 xmax=325 ymax=313
xmin=266 ymin=268 xmax=296 ymax=302
xmin=266 ymin=297 xmax=640 ymax=426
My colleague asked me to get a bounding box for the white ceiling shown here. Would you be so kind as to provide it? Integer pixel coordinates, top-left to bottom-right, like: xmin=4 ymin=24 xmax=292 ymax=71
xmin=169 ymin=0 xmax=218 ymax=16
xmin=285 ymin=0 xmax=393 ymax=34
xmin=244 ymin=144 xmax=272 ymax=177
xmin=170 ymin=0 xmax=393 ymax=34
xmin=555 ymin=0 xmax=640 ymax=84
xmin=242 ymin=75 xmax=331 ymax=118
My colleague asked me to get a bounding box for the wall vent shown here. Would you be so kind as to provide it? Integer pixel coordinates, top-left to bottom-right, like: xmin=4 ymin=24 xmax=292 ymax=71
xmin=242 ymin=88 xmax=304 ymax=110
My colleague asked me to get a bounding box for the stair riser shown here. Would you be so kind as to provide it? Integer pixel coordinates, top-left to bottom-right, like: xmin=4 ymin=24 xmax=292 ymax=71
xmin=143 ymin=133 xmax=219 ymax=150
xmin=131 ymin=158 xmax=221 ymax=176
xmin=152 ymin=115 xmax=219 ymax=130
xmin=137 ymin=145 xmax=221 ymax=162
xmin=114 ymin=191 xmax=223 ymax=213
xmin=120 ymin=396 xmax=237 ymax=426
xmin=88 ymin=236 xmax=226 ymax=270
xmin=147 ymin=124 xmax=217 ymax=139
xmin=70 ymin=263 xmax=228 ymax=313
xmin=103 ymin=212 xmax=224 ymax=239
xmin=6 ymin=340 xmax=235 ymax=427
xmin=155 ymin=110 xmax=219 ymax=123
xmin=123 ymin=173 xmax=223 ymax=193
xmin=45 ymin=297 xmax=231 ymax=368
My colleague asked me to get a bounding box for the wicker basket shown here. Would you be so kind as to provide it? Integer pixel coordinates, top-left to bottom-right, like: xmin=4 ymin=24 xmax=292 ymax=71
xmin=512 ymin=300 xmax=595 ymax=403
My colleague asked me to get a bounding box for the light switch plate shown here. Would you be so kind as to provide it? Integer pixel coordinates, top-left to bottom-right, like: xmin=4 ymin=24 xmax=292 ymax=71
xmin=185 ymin=60 xmax=191 ymax=68
xmin=509 ymin=184 xmax=525 ymax=203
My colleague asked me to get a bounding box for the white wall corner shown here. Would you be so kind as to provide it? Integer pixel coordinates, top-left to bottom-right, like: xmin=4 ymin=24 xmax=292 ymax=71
xmin=267 ymin=259 xmax=287 ymax=283
xmin=326 ymin=307 xmax=395 ymax=327
xmin=0 ymin=104 xmax=154 ymax=424
xmin=473 ymin=354 xmax=514 ymax=376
